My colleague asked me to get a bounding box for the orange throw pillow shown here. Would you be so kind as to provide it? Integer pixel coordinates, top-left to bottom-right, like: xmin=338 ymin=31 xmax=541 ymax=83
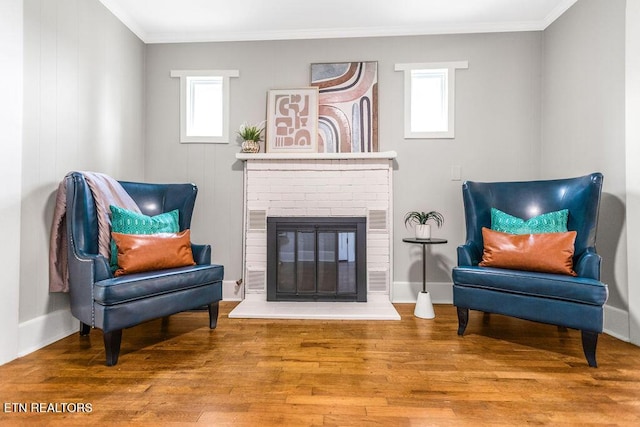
xmin=112 ymin=230 xmax=196 ymax=277
xmin=479 ymin=227 xmax=577 ymax=276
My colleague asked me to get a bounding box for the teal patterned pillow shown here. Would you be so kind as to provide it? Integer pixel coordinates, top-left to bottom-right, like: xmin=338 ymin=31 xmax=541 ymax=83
xmin=109 ymin=205 xmax=180 ymax=271
xmin=491 ymin=208 xmax=568 ymax=234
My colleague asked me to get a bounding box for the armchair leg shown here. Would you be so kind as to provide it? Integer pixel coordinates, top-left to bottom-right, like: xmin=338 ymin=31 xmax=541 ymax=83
xmin=456 ymin=307 xmax=469 ymax=336
xmin=103 ymin=330 xmax=123 ymax=367
xmin=79 ymin=322 xmax=91 ymax=336
xmin=208 ymin=301 xmax=219 ymax=329
xmin=581 ymin=330 xmax=599 ymax=368
xmin=482 ymin=312 xmax=491 ymax=324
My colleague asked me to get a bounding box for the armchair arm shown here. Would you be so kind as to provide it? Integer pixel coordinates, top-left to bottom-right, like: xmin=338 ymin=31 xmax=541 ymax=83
xmin=191 ymin=243 xmax=212 ymax=265
xmin=67 ymin=249 xmax=111 ymax=327
xmin=68 ymin=249 xmax=112 ymax=283
xmin=574 ymin=247 xmax=601 ymax=280
xmin=457 ymin=241 xmax=482 ymax=267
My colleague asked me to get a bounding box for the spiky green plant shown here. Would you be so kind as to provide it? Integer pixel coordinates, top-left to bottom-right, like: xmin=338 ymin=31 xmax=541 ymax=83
xmin=404 ymin=211 xmax=444 ymax=228
xmin=237 ymin=121 xmax=264 ymax=141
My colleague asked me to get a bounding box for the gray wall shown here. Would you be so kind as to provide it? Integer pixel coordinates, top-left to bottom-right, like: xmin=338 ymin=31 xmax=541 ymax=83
xmin=20 ymin=0 xmax=145 ymax=339
xmin=541 ymin=0 xmax=627 ymax=317
xmin=626 ymin=0 xmax=640 ymax=345
xmin=145 ymin=32 xmax=543 ymax=293
xmin=0 ymin=0 xmax=23 ymax=365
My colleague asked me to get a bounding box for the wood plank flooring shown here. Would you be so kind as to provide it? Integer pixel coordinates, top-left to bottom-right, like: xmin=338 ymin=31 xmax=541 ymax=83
xmin=1 ymin=302 xmax=640 ymax=426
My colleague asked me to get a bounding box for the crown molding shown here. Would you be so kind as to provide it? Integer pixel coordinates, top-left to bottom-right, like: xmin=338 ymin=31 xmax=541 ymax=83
xmin=98 ymin=0 xmax=148 ymax=42
xmin=100 ymin=0 xmax=578 ymax=45
xmin=542 ymin=0 xmax=579 ymax=29
xmin=143 ymin=21 xmax=548 ymax=44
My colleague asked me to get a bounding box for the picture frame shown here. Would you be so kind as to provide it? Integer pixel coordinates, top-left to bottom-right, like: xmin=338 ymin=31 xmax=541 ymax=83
xmin=310 ymin=61 xmax=378 ymax=153
xmin=266 ymin=87 xmax=319 ymax=153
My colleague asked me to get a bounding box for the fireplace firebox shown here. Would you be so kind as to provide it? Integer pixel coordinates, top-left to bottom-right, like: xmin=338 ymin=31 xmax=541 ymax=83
xmin=266 ymin=217 xmax=367 ymax=302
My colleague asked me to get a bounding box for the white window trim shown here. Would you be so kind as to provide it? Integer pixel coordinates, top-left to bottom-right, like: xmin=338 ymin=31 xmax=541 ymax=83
xmin=170 ymin=69 xmax=239 ymax=143
xmin=395 ymin=61 xmax=468 ymax=139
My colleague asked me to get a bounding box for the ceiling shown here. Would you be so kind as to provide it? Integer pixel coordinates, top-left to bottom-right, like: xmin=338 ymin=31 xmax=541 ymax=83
xmin=99 ymin=0 xmax=578 ymax=44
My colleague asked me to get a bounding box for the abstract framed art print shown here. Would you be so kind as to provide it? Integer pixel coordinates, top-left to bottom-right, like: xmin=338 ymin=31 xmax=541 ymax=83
xmin=310 ymin=61 xmax=378 ymax=153
xmin=266 ymin=87 xmax=319 ymax=153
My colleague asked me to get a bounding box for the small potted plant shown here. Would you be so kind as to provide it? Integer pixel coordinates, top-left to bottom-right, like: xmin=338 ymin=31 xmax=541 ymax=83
xmin=404 ymin=210 xmax=444 ymax=239
xmin=237 ymin=121 xmax=264 ymax=153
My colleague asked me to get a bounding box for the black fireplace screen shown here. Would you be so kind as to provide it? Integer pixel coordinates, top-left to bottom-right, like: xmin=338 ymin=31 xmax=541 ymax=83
xmin=266 ymin=217 xmax=367 ymax=302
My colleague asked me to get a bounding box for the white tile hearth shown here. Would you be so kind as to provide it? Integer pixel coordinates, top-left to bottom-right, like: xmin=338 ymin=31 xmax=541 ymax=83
xmin=228 ymin=294 xmax=401 ymax=320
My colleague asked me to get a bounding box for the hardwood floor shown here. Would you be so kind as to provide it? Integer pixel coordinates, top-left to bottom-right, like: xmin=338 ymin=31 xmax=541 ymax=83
xmin=1 ymin=302 xmax=640 ymax=426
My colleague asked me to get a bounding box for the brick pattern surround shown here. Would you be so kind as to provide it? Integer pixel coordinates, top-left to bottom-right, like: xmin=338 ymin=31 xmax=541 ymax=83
xmin=240 ymin=155 xmax=395 ymax=300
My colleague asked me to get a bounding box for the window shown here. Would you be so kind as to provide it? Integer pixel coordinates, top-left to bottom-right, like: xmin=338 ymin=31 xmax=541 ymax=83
xmin=187 ymin=76 xmax=222 ymax=137
xmin=395 ymin=61 xmax=468 ymax=139
xmin=170 ymin=69 xmax=239 ymax=143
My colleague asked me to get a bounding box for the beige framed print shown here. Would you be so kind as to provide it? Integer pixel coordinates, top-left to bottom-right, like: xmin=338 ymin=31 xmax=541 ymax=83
xmin=266 ymin=87 xmax=319 ymax=153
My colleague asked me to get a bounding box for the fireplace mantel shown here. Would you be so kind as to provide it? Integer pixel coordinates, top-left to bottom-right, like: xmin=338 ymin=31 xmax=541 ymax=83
xmin=235 ymin=151 xmax=397 ymax=161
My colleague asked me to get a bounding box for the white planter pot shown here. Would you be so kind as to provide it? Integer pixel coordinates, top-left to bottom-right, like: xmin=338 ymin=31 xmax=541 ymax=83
xmin=241 ymin=140 xmax=260 ymax=153
xmin=415 ymin=224 xmax=431 ymax=239
xmin=414 ymin=291 xmax=435 ymax=319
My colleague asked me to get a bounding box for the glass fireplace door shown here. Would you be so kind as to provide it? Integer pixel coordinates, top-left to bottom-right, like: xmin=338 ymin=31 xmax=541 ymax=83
xmin=295 ymin=231 xmax=316 ymax=294
xmin=268 ymin=217 xmax=366 ymax=302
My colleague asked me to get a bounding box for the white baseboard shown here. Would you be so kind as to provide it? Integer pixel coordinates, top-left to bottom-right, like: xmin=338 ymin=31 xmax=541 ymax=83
xmin=18 ymin=309 xmax=78 ymax=358
xmin=604 ymin=304 xmax=630 ymax=342
xmin=223 ymin=279 xmax=244 ymax=301
xmin=392 ymin=281 xmax=453 ymax=304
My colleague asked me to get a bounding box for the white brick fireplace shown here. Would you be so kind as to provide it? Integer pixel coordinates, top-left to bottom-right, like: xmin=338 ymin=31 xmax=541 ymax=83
xmin=230 ymin=151 xmax=399 ymax=320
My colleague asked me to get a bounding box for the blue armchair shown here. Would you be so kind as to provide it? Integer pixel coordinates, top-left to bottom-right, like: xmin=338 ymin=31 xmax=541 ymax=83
xmin=66 ymin=172 xmax=224 ymax=366
xmin=452 ymin=173 xmax=608 ymax=367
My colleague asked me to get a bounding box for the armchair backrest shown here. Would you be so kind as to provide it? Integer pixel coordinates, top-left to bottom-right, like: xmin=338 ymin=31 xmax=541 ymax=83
xmin=66 ymin=172 xmax=198 ymax=257
xmin=119 ymin=181 xmax=197 ymax=231
xmin=462 ymin=173 xmax=603 ymax=259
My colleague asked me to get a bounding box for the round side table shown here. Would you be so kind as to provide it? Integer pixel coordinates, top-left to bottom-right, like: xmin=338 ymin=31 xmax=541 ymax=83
xmin=402 ymin=237 xmax=448 ymax=319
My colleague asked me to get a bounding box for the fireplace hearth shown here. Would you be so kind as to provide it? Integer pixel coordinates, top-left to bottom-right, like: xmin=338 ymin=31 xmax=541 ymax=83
xmin=267 ymin=217 xmax=367 ymax=302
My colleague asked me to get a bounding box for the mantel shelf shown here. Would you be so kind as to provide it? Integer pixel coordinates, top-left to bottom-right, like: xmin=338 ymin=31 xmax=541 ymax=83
xmin=235 ymin=151 xmax=397 ymax=161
